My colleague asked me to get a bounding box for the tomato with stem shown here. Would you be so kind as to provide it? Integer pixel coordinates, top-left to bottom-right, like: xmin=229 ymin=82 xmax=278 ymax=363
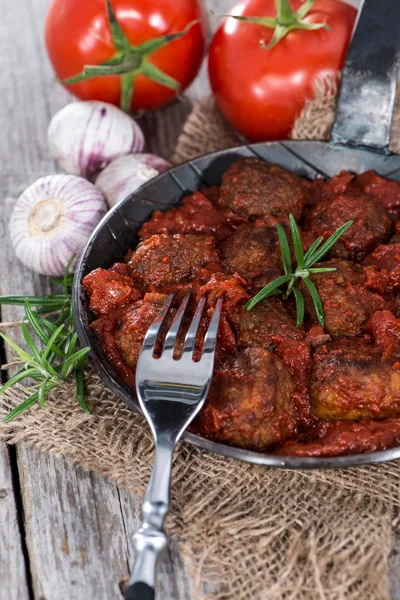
xmin=45 ymin=0 xmax=207 ymax=112
xmin=208 ymin=0 xmax=357 ymax=141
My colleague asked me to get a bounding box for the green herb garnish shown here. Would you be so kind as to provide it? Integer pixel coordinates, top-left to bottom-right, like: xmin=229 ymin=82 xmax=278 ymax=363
xmin=0 ymin=256 xmax=90 ymax=422
xmin=246 ymin=215 xmax=353 ymax=327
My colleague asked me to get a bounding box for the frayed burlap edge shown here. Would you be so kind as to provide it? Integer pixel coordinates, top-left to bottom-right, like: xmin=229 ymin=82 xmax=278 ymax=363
xmin=3 ymin=81 xmax=400 ymax=599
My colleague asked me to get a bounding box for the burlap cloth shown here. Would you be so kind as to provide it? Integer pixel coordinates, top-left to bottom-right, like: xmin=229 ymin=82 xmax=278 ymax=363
xmin=3 ymin=80 xmax=400 ymax=599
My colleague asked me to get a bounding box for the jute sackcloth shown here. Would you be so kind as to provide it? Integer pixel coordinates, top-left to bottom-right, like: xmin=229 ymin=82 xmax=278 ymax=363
xmin=2 ymin=79 xmax=400 ymax=600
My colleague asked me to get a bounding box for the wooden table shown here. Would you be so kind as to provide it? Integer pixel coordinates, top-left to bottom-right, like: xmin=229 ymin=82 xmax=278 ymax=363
xmin=3 ymin=1 xmax=397 ymax=599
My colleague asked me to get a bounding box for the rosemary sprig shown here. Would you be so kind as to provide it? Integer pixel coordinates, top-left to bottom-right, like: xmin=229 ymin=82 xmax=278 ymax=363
xmin=246 ymin=215 xmax=353 ymax=327
xmin=0 ymin=256 xmax=91 ymax=422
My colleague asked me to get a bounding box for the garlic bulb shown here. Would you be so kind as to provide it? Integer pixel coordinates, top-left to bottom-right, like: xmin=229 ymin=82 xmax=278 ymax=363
xmin=95 ymin=153 xmax=171 ymax=208
xmin=48 ymin=101 xmax=144 ymax=180
xmin=10 ymin=174 xmax=107 ymax=276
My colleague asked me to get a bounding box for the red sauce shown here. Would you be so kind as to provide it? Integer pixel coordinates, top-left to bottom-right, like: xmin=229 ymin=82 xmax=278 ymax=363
xmin=83 ymin=162 xmax=400 ymax=458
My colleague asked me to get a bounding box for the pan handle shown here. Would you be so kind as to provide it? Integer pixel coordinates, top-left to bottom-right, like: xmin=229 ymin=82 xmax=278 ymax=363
xmin=330 ymin=0 xmax=400 ymax=154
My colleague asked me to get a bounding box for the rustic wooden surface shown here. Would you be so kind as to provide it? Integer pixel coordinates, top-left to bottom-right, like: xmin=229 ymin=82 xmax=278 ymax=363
xmin=2 ymin=0 xmax=395 ymax=599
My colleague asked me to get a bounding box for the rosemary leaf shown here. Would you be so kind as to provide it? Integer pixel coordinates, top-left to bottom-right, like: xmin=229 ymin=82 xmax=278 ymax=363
xmin=303 ymin=277 xmax=324 ymax=327
xmin=75 ymin=368 xmax=90 ymax=414
xmin=304 ymin=221 xmax=353 ymax=266
xmin=21 ymin=323 xmax=41 ymax=363
xmin=292 ymin=287 xmax=305 ymax=328
xmin=61 ymin=348 xmax=91 ymax=379
xmin=307 ymin=267 xmax=337 ymax=273
xmin=42 ymin=324 xmax=66 ymax=362
xmin=3 ymin=392 xmax=40 ymax=423
xmin=38 ymin=380 xmax=48 ymax=409
xmin=0 ymin=333 xmax=32 ymax=363
xmin=276 ymin=223 xmax=292 ymax=274
xmin=245 ymin=274 xmax=293 ymax=311
xmin=0 ymin=368 xmax=41 ymax=395
xmin=0 ymin=296 xmax=67 ymax=307
xmin=289 ymin=214 xmax=304 ymax=269
xmin=303 ymin=236 xmax=324 ymax=263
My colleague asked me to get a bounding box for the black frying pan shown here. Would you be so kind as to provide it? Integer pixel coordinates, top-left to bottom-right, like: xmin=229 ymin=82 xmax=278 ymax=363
xmin=73 ymin=0 xmax=400 ymax=468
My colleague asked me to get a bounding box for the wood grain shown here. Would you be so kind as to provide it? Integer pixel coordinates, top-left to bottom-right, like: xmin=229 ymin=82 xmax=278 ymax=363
xmin=0 ymin=445 xmax=30 ymax=600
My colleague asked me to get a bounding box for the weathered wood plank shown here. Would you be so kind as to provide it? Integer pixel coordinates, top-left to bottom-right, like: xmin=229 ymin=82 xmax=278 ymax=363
xmin=0 ymin=444 xmax=30 ymax=600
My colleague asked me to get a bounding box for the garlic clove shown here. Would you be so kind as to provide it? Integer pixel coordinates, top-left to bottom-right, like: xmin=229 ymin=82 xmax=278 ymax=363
xmin=95 ymin=153 xmax=171 ymax=208
xmin=10 ymin=174 xmax=107 ymax=276
xmin=48 ymin=101 xmax=144 ymax=181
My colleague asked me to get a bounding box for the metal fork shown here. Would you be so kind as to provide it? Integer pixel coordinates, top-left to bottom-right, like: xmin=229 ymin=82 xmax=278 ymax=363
xmin=124 ymin=292 xmax=223 ymax=600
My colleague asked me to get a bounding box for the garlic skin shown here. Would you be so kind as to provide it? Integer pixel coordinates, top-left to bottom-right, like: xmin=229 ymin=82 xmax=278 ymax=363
xmin=10 ymin=175 xmax=107 ymax=276
xmin=95 ymin=153 xmax=171 ymax=208
xmin=48 ymin=101 xmax=145 ymax=180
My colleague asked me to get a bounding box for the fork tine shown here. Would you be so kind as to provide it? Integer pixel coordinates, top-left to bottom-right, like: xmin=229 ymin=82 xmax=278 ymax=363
xmin=162 ymin=292 xmax=191 ymax=355
xmin=141 ymin=293 xmax=175 ymax=351
xmin=182 ymin=295 xmax=206 ymax=356
xmin=201 ymin=297 xmax=223 ymax=357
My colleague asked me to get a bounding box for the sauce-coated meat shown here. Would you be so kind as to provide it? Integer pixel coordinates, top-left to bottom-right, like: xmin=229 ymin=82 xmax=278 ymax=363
xmin=304 ymin=192 xmax=392 ymax=261
xmin=311 ymin=338 xmax=400 ymax=420
xmin=138 ymin=192 xmax=243 ymax=241
xmin=82 ymin=266 xmax=141 ymax=315
xmin=301 ymin=259 xmax=384 ymax=337
xmin=229 ymin=298 xmax=304 ymax=350
xmin=219 ymin=157 xmax=306 ymax=220
xmin=83 ymin=159 xmax=400 ymax=458
xmin=127 ymin=233 xmax=220 ymax=289
xmin=219 ymin=221 xmax=282 ymax=283
xmin=194 ymin=348 xmax=297 ymax=450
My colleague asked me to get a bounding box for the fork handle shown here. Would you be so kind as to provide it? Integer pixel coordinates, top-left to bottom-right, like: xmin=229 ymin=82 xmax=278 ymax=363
xmin=125 ymin=581 xmax=154 ymax=600
xmin=124 ymin=436 xmax=175 ymax=599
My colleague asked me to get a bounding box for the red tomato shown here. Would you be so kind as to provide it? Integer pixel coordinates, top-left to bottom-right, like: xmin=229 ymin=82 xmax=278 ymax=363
xmin=45 ymin=0 xmax=206 ymax=112
xmin=208 ymin=0 xmax=357 ymax=141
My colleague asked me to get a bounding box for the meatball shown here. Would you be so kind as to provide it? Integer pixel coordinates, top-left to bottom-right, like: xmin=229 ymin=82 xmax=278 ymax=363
xmin=354 ymin=170 xmax=400 ymax=217
xmin=218 ymin=157 xmax=306 ymax=220
xmin=114 ymin=298 xmax=185 ymax=368
xmin=126 ymin=233 xmax=220 ymax=289
xmin=304 ymin=192 xmax=391 ymax=261
xmin=138 ymin=192 xmax=241 ymax=241
xmin=115 ymin=301 xmax=162 ymax=368
xmin=229 ymin=298 xmax=304 ymax=350
xmin=310 ymin=338 xmax=400 ymax=420
xmin=363 ymin=243 xmax=400 ymax=291
xmin=194 ymin=348 xmax=297 ymax=450
xmin=82 ymin=266 xmax=141 ymax=315
xmin=219 ymin=221 xmax=282 ymax=283
xmin=301 ymin=259 xmax=384 ymax=337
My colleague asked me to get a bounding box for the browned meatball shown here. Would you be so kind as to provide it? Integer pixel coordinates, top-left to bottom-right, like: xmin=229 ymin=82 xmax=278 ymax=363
xmin=304 ymin=192 xmax=392 ymax=261
xmin=126 ymin=233 xmax=220 ymax=289
xmin=219 ymin=221 xmax=282 ymax=283
xmin=115 ymin=299 xmax=186 ymax=368
xmin=115 ymin=301 xmax=161 ymax=368
xmin=310 ymin=338 xmax=400 ymax=420
xmin=301 ymin=259 xmax=384 ymax=337
xmin=218 ymin=157 xmax=306 ymax=220
xmin=194 ymin=348 xmax=297 ymax=450
xmin=229 ymin=298 xmax=304 ymax=350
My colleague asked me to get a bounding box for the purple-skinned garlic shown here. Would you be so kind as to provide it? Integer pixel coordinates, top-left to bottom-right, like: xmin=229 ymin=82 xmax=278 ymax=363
xmin=9 ymin=174 xmax=107 ymax=276
xmin=48 ymin=101 xmax=144 ymax=180
xmin=95 ymin=153 xmax=171 ymax=208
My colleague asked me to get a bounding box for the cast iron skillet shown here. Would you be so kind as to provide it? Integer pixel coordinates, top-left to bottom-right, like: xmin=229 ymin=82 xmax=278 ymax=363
xmin=74 ymin=0 xmax=400 ymax=469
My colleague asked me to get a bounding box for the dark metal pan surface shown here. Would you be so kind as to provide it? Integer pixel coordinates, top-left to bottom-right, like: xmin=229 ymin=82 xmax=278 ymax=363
xmin=73 ymin=0 xmax=400 ymax=468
